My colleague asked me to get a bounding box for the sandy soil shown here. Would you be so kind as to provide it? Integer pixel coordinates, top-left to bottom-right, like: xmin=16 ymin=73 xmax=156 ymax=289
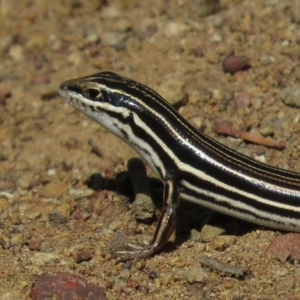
xmin=1 ymin=0 xmax=300 ymax=299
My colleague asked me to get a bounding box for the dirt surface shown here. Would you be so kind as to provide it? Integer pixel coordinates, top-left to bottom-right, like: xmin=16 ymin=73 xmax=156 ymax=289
xmin=1 ymin=0 xmax=300 ymax=299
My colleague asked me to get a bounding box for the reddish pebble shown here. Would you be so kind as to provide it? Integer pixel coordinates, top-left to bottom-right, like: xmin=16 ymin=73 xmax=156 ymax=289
xmin=75 ymin=250 xmax=93 ymax=263
xmin=222 ymin=55 xmax=251 ymax=74
xmin=30 ymin=272 xmax=107 ymax=300
xmin=0 ymin=87 xmax=11 ymax=105
xmin=266 ymin=233 xmax=300 ymax=263
xmin=127 ymin=279 xmax=141 ymax=288
xmin=33 ymin=56 xmax=45 ymax=69
xmin=193 ymin=46 xmax=204 ymax=57
xmin=31 ymin=73 xmax=51 ymax=85
xmin=28 ymin=240 xmax=42 ymax=251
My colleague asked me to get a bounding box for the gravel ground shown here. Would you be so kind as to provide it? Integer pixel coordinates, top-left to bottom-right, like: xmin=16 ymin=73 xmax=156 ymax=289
xmin=1 ymin=0 xmax=300 ymax=299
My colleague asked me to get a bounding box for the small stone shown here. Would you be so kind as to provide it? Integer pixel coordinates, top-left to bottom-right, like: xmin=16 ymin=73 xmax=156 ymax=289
xmin=0 ymin=35 xmax=13 ymax=55
xmin=222 ymin=55 xmax=251 ymax=74
xmin=67 ymin=51 xmax=82 ymax=66
xmin=75 ymin=250 xmax=93 ymax=263
xmin=190 ymin=229 xmax=202 ymax=242
xmin=69 ymin=188 xmax=94 ymax=199
xmin=266 ymin=0 xmax=279 ymax=6
xmin=260 ymin=126 xmax=275 ymax=137
xmin=8 ymin=44 xmax=24 ymax=61
xmin=160 ymin=275 xmax=170 ymax=286
xmin=131 ymin=195 xmax=156 ymax=221
xmin=127 ymin=279 xmax=141 ymax=288
xmin=280 ymin=87 xmax=300 ymax=108
xmin=196 ymin=0 xmax=220 ymax=17
xmin=55 ymin=202 xmax=72 ymax=217
xmin=213 ymin=15 xmax=224 ymax=28
xmin=31 ymin=73 xmax=51 ymax=85
xmin=210 ymin=236 xmax=238 ymax=251
xmin=184 ymin=266 xmax=208 ymax=283
xmin=0 ymin=198 xmax=9 ymax=213
xmin=30 ymin=272 xmax=107 ymax=300
xmin=30 ymin=252 xmax=60 ymax=266
xmin=206 ymin=52 xmax=220 ymax=64
xmin=118 ymin=269 xmax=131 ymax=281
xmin=267 ymin=233 xmax=300 ymax=263
xmin=48 ymin=212 xmax=68 ymax=224
xmin=28 ymin=240 xmax=42 ymax=251
xmin=200 ymin=224 xmax=225 ymax=242
xmin=291 ymin=5 xmax=300 ymax=23
xmin=40 ymin=179 xmax=69 ymax=198
xmin=192 ymin=46 xmax=204 ymax=58
xmin=163 ymin=21 xmax=189 ymax=38
xmin=15 ymin=173 xmax=34 ymax=190
xmin=101 ymin=32 xmax=124 ymax=46
xmin=0 ymin=87 xmax=11 ymax=105
xmin=235 ymin=90 xmax=251 ymax=110
xmin=259 ymin=54 xmax=274 ymax=66
xmin=156 ymin=76 xmax=186 ymax=106
xmin=0 ymin=290 xmax=27 ymax=300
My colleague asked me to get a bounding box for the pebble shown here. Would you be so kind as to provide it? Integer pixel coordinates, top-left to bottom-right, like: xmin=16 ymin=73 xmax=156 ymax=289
xmin=101 ymin=32 xmax=124 ymax=47
xmin=67 ymin=51 xmax=82 ymax=66
xmin=30 ymin=252 xmax=60 ymax=266
xmin=8 ymin=44 xmax=24 ymax=61
xmin=131 ymin=196 xmax=156 ymax=221
xmin=0 ymin=35 xmax=13 ymax=56
xmin=48 ymin=212 xmax=68 ymax=224
xmin=69 ymin=188 xmax=95 ymax=199
xmin=291 ymin=5 xmax=300 ymax=23
xmin=190 ymin=229 xmax=202 ymax=242
xmin=267 ymin=233 xmax=300 ymax=263
xmin=156 ymin=76 xmax=186 ymax=106
xmin=260 ymin=126 xmax=275 ymax=137
xmin=118 ymin=269 xmax=131 ymax=281
xmin=259 ymin=54 xmax=275 ymax=66
xmin=280 ymin=86 xmax=300 ymax=108
xmin=200 ymin=224 xmax=225 ymax=242
xmin=30 ymin=272 xmax=107 ymax=300
xmin=0 ymin=198 xmax=9 ymax=212
xmin=192 ymin=46 xmax=204 ymax=58
xmin=75 ymin=249 xmax=93 ymax=263
xmin=183 ymin=266 xmax=208 ymax=283
xmin=0 ymin=87 xmax=11 ymax=105
xmin=163 ymin=21 xmax=189 ymax=38
xmin=213 ymin=15 xmax=224 ymax=28
xmin=196 ymin=0 xmax=220 ymax=17
xmin=31 ymin=74 xmax=51 ymax=85
xmin=40 ymin=179 xmax=69 ymax=198
xmin=0 ymin=290 xmax=27 ymax=300
xmin=266 ymin=0 xmax=280 ymax=6
xmin=235 ymin=90 xmax=251 ymax=110
xmin=222 ymin=55 xmax=251 ymax=74
xmin=199 ymin=256 xmax=245 ymax=277
xmin=206 ymin=52 xmax=220 ymax=64
xmin=210 ymin=236 xmax=238 ymax=251
xmin=15 ymin=173 xmax=34 ymax=190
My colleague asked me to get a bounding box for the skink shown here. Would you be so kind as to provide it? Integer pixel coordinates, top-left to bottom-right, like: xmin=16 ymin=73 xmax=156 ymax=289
xmin=59 ymin=72 xmax=300 ymax=261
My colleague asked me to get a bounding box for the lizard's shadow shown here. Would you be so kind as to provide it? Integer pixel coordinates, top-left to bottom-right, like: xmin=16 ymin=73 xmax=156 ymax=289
xmin=86 ymin=171 xmax=264 ymax=255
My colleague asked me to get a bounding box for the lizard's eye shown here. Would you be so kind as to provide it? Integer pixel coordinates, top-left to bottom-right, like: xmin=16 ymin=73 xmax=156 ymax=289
xmin=84 ymin=88 xmax=101 ymax=100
